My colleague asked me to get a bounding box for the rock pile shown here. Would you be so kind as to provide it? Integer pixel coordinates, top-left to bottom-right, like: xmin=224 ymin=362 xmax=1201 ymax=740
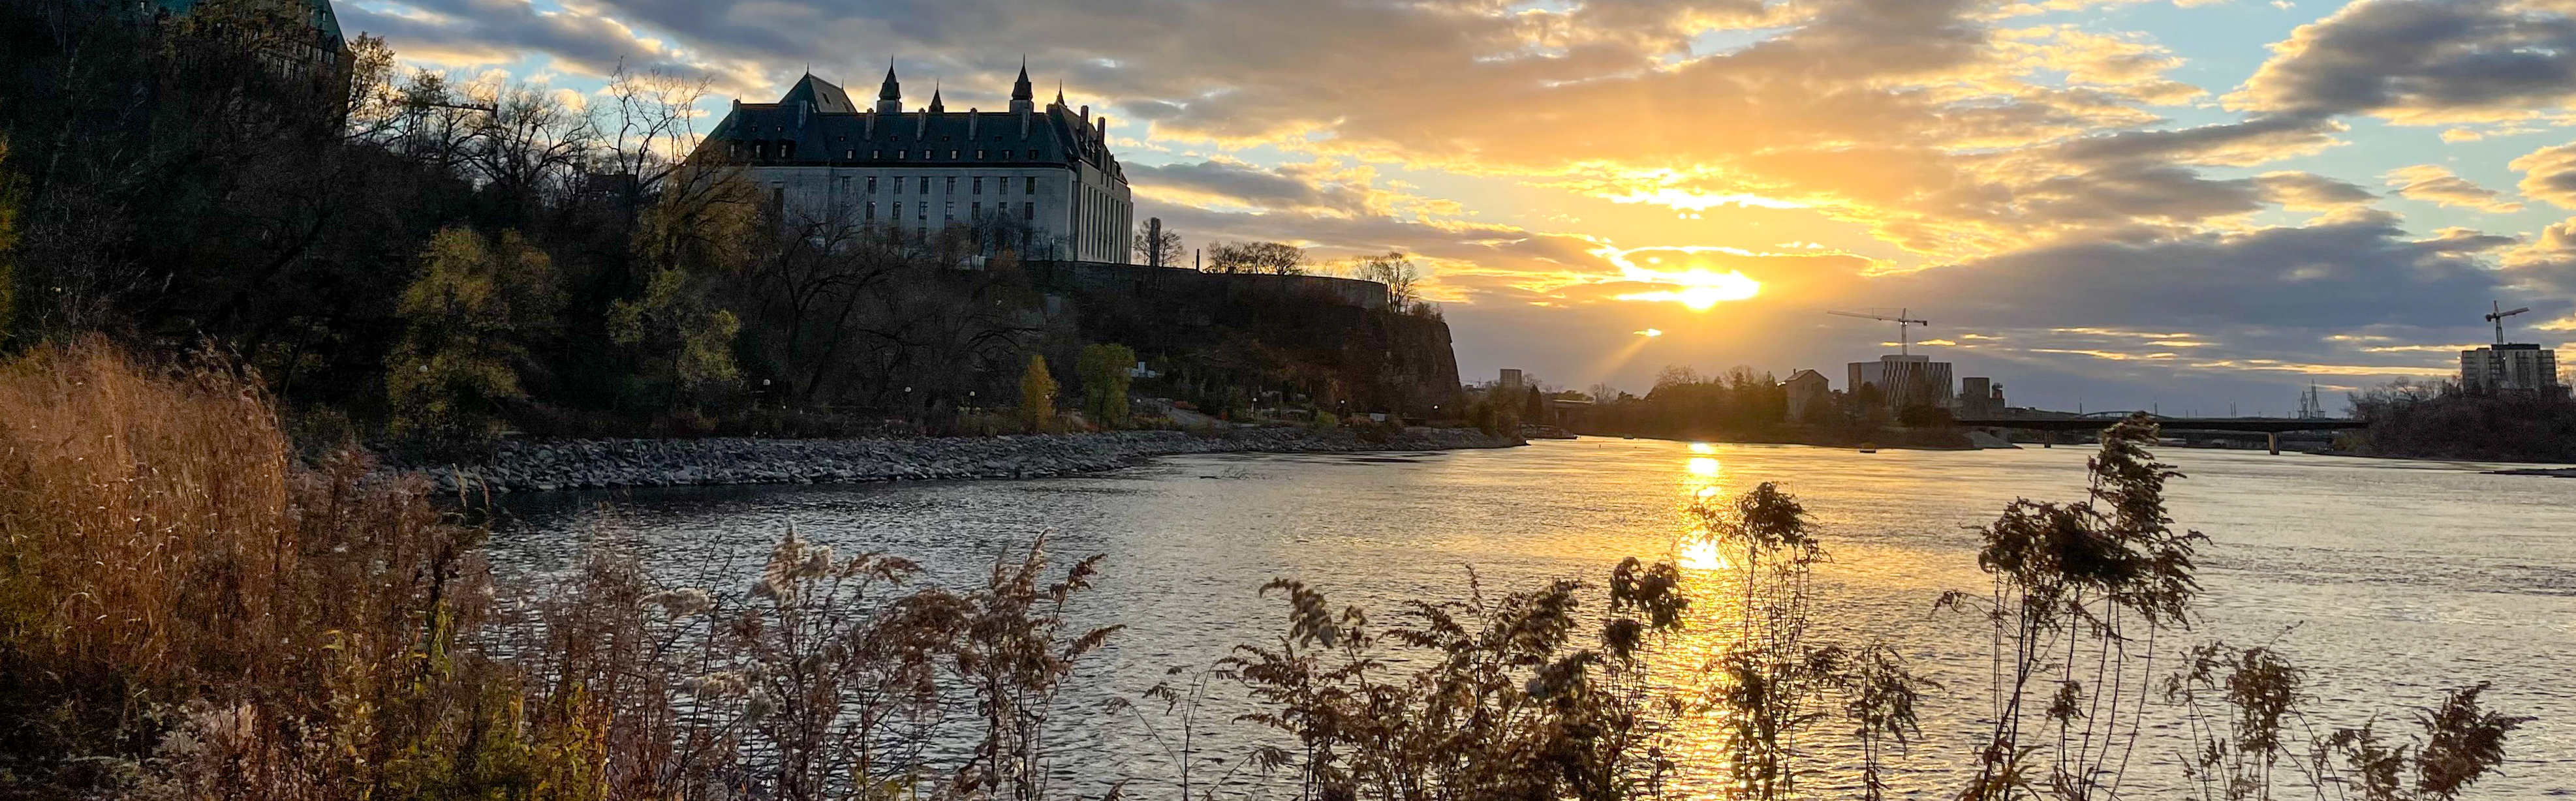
xmin=425 ymin=427 xmax=1519 ymax=493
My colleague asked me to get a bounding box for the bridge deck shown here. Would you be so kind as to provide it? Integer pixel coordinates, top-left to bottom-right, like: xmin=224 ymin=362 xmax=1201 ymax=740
xmin=1952 ymin=417 xmax=2368 ymax=433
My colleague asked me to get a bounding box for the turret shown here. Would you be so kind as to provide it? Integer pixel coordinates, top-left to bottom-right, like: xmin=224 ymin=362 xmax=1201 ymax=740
xmin=876 ymin=63 xmax=902 ymax=113
xmin=927 ymin=85 xmax=945 ymax=113
xmin=1010 ymin=59 xmax=1034 ymax=113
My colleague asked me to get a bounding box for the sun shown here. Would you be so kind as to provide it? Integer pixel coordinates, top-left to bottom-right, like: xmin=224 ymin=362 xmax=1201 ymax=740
xmin=1598 ymin=248 xmax=1765 ymax=310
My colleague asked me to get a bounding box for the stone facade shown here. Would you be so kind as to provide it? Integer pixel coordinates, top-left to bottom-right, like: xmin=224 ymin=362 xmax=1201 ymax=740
xmin=700 ymin=66 xmax=1133 ymax=262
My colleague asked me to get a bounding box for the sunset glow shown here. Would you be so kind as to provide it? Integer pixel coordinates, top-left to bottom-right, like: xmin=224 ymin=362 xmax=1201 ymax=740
xmin=1617 ymin=269 xmax=1763 ymax=310
xmin=345 ymin=0 xmax=2576 ymax=410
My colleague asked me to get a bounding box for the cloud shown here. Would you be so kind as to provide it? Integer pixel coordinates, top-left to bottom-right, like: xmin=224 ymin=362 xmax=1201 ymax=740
xmin=343 ymin=0 xmax=768 ymax=89
xmin=2511 ymin=141 xmax=2576 ymax=209
xmin=2254 ymin=171 xmax=2379 ymax=210
xmin=2231 ymin=0 xmax=2576 ymax=124
xmin=2383 ymin=164 xmax=2524 ymax=212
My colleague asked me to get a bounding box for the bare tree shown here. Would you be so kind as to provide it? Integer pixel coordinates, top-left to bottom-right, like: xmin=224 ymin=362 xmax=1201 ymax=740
xmin=1132 ymin=228 xmax=1183 ymax=267
xmin=1207 ymin=240 xmax=1307 ymax=275
xmin=1348 ymin=250 xmax=1421 ymax=307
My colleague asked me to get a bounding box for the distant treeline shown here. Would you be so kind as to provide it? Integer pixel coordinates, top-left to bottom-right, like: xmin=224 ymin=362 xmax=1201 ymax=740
xmin=1563 ymin=365 xmax=1965 ymax=447
xmin=0 ymin=0 xmax=1441 ymax=457
xmin=2348 ymin=378 xmax=2576 ymax=462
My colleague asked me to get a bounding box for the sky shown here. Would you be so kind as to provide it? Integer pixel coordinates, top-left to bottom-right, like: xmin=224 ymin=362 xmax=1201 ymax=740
xmin=341 ymin=0 xmax=2576 ymax=415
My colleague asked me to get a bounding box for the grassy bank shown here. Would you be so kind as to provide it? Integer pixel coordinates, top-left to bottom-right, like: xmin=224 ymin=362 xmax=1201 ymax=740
xmin=1 ymin=340 xmax=2534 ymax=800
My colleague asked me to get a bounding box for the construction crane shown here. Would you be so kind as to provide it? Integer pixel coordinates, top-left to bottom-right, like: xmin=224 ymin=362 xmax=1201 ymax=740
xmin=2486 ymin=300 xmax=2532 ymax=345
xmin=1828 ymin=309 xmax=1931 ymax=355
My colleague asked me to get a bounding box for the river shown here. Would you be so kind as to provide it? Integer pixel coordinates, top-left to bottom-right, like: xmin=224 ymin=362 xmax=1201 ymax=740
xmin=494 ymin=438 xmax=2576 ymax=798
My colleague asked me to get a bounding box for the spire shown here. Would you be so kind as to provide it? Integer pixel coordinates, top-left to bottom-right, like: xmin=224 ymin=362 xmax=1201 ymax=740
xmin=1053 ymin=80 xmax=1065 ymax=108
xmin=875 ymin=59 xmax=902 ymax=113
xmin=927 ymin=82 xmax=945 ymax=113
xmin=1010 ymin=57 xmax=1034 ymax=113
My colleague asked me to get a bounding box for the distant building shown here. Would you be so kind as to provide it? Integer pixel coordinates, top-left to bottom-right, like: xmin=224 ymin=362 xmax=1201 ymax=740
xmin=1957 ymin=376 xmax=2006 ymax=417
xmin=699 ymin=65 xmax=1134 ymax=262
xmin=1783 ymin=369 xmax=1829 ymax=422
xmin=1498 ymin=369 xmax=1525 ymax=395
xmin=1848 ymin=354 xmax=1954 ymax=412
xmin=149 ymin=0 xmax=350 ymax=83
xmin=2460 ymin=344 xmax=2562 ymax=395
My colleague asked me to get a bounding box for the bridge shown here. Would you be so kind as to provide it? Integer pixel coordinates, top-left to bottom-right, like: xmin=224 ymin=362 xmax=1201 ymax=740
xmin=1952 ymin=415 xmax=2368 ymax=455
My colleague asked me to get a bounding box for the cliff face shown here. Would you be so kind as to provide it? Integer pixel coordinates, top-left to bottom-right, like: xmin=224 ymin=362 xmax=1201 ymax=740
xmin=1024 ymin=261 xmax=1464 ymax=417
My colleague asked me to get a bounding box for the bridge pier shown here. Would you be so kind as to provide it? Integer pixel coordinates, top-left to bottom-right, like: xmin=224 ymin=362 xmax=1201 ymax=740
xmin=2267 ymin=432 xmax=2279 ymax=456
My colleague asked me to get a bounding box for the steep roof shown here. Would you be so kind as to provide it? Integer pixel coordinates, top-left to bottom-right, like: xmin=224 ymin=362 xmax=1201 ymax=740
xmin=703 ymin=74 xmax=1127 ymax=182
xmin=779 ymin=74 xmax=856 ymax=113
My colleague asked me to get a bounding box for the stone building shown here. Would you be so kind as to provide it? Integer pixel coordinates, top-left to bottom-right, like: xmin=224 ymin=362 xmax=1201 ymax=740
xmin=1783 ymin=369 xmax=1829 ymax=421
xmin=699 ymin=65 xmax=1134 ymax=262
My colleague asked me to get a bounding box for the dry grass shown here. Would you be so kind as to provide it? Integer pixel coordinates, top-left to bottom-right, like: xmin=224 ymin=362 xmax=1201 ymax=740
xmin=0 ymin=338 xmax=520 ymax=798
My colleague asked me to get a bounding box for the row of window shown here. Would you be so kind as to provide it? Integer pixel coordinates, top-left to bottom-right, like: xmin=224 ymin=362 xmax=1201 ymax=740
xmin=865 ymin=201 xmax=1037 ymax=223
xmin=852 ymin=175 xmax=1039 ymax=196
xmin=732 ymin=141 xmax=1046 ymax=162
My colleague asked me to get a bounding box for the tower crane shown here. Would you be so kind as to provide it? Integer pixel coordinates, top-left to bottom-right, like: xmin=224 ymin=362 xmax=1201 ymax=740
xmin=1827 ymin=309 xmax=1931 ymax=355
xmin=2486 ymin=300 xmax=2532 ymax=345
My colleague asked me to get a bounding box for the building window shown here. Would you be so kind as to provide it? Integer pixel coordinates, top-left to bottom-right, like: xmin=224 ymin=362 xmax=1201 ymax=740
xmin=971 ymin=202 xmax=982 ymax=219
xmin=780 ymin=142 xmax=794 ymax=159
xmin=891 ymin=177 xmax=903 ymax=194
xmin=897 ymin=149 xmax=907 ymax=159
xmin=944 ymin=201 xmax=954 ymax=222
xmin=1023 ymin=202 xmax=1034 ymax=220
xmin=892 ymin=202 xmax=901 ymax=220
xmin=866 ymin=176 xmax=878 ymax=193
xmin=873 ymin=149 xmax=882 ymax=159
xmin=972 ymin=177 xmax=983 ymax=194
xmin=921 ymin=149 xmax=931 ymax=159
xmin=916 ymin=204 xmax=927 ymax=220
xmin=844 ymin=149 xmax=853 ymax=159
xmin=945 ymin=177 xmax=957 ymax=194
xmin=866 ymin=202 xmax=877 ymax=220
xmin=1024 ymin=176 xmax=1036 ymax=194
xmin=948 ymin=150 xmax=959 ymax=159
xmin=976 ymin=149 xmax=986 ymax=159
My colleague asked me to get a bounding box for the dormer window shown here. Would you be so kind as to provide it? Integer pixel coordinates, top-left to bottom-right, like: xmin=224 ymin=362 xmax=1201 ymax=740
xmin=976 ymin=149 xmax=987 ymax=159
xmin=872 ymin=149 xmax=882 ymax=159
xmin=948 ymin=150 xmax=959 ymax=159
xmin=921 ymin=149 xmax=932 ymax=159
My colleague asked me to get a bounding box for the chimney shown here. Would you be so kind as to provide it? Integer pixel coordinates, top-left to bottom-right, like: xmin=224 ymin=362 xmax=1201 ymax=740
xmin=967 ymin=109 xmax=978 ymax=139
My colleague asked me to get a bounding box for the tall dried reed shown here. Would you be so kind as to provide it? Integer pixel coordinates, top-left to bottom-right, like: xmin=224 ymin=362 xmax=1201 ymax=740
xmin=0 ymin=339 xmax=561 ymax=799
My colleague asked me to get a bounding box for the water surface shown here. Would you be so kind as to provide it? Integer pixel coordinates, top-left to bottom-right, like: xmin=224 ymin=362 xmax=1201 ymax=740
xmin=497 ymin=439 xmax=2576 ymax=798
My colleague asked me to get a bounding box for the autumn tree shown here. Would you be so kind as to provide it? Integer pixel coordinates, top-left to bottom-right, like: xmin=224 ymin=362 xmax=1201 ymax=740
xmin=1019 ymin=354 xmax=1059 ymax=430
xmin=1206 ymin=241 xmax=1307 ymax=275
xmin=1076 ymin=343 xmax=1137 ymax=427
xmin=386 ymin=226 xmax=561 ymax=447
xmin=614 ymin=164 xmax=758 ymax=408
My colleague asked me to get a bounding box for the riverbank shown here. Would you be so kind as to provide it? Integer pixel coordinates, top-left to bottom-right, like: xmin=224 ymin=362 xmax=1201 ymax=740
xmin=424 ymin=427 xmax=1522 ymax=493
